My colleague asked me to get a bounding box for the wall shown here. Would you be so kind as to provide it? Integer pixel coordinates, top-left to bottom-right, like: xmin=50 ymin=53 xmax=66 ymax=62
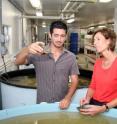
xmin=2 ymin=0 xmax=22 ymax=54
xmin=38 ymin=24 xmax=49 ymax=42
xmin=22 ymin=18 xmax=31 ymax=47
xmin=0 ymin=0 xmax=1 ymax=34
xmin=114 ymin=8 xmax=117 ymax=51
xmin=0 ymin=0 xmax=2 ymax=110
xmin=1 ymin=0 xmax=32 ymax=73
xmin=114 ymin=8 xmax=117 ymax=33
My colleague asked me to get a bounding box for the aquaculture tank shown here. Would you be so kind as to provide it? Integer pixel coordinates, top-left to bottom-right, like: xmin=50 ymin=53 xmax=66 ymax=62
xmin=0 ymin=68 xmax=92 ymax=109
xmin=0 ymin=68 xmax=117 ymax=124
xmin=0 ymin=102 xmax=117 ymax=124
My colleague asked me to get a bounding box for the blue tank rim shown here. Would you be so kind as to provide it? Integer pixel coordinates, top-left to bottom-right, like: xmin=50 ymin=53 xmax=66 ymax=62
xmin=0 ymin=102 xmax=117 ymax=120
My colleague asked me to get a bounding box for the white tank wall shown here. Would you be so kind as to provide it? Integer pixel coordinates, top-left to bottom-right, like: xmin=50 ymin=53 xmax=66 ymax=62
xmin=1 ymin=83 xmax=37 ymax=109
xmin=1 ymin=81 xmax=87 ymax=109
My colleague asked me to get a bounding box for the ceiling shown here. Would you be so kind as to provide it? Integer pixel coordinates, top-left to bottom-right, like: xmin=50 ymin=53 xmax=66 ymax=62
xmin=8 ymin=0 xmax=117 ymax=28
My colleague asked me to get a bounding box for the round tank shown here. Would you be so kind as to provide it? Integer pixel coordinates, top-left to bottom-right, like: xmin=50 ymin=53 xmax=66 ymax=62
xmin=0 ymin=68 xmax=92 ymax=109
xmin=0 ymin=102 xmax=117 ymax=123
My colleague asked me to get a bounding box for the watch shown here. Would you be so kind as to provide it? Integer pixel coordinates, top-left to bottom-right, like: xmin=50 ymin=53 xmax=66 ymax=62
xmin=104 ymin=104 xmax=109 ymax=112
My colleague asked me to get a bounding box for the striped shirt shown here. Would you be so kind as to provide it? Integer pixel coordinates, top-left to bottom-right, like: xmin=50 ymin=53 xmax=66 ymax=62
xmin=27 ymin=49 xmax=79 ymax=103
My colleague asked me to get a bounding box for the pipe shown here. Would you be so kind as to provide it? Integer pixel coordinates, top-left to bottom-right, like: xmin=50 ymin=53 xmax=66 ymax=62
xmin=68 ymin=2 xmax=78 ymax=10
xmin=21 ymin=15 xmax=61 ymax=20
xmin=61 ymin=10 xmax=78 ymax=13
xmin=62 ymin=1 xmax=71 ymax=12
xmin=75 ymin=2 xmax=85 ymax=11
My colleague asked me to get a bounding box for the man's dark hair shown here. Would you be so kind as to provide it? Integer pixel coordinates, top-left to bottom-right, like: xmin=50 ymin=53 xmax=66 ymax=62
xmin=50 ymin=20 xmax=68 ymax=35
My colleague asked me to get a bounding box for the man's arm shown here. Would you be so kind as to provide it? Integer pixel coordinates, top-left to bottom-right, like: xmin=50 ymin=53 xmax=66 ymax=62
xmin=59 ymin=74 xmax=78 ymax=109
xmin=65 ymin=75 xmax=78 ymax=101
xmin=15 ymin=47 xmax=29 ymax=65
xmin=15 ymin=42 xmax=45 ymax=65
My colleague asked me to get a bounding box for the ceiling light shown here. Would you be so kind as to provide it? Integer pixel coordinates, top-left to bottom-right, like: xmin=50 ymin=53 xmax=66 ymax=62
xmin=36 ymin=10 xmax=43 ymax=16
xmin=89 ymin=26 xmax=94 ymax=30
xmin=98 ymin=25 xmax=106 ymax=28
xmin=99 ymin=0 xmax=112 ymax=3
xmin=66 ymin=14 xmax=75 ymax=23
xmin=42 ymin=22 xmax=46 ymax=27
xmin=67 ymin=18 xmax=75 ymax=23
xmin=29 ymin=0 xmax=42 ymax=9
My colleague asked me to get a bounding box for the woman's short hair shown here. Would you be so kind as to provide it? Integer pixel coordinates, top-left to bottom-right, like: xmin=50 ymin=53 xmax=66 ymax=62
xmin=92 ymin=28 xmax=117 ymax=51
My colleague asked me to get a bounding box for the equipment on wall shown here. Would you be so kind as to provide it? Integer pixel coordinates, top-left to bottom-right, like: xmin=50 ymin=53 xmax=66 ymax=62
xmin=0 ymin=34 xmax=8 ymax=56
xmin=0 ymin=33 xmax=8 ymax=72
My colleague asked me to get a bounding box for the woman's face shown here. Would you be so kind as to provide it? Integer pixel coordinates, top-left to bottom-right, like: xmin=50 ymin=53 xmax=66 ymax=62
xmin=93 ymin=32 xmax=110 ymax=53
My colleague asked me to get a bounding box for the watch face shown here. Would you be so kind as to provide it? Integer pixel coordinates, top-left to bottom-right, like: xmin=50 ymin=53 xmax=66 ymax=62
xmin=104 ymin=104 xmax=109 ymax=112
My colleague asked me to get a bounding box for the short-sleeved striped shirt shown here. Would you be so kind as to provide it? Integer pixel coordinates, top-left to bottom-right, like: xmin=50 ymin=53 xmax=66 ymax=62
xmin=27 ymin=49 xmax=79 ymax=103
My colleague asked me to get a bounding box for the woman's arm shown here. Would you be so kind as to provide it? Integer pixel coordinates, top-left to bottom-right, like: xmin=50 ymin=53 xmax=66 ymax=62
xmin=80 ymin=88 xmax=95 ymax=105
xmin=80 ymin=98 xmax=117 ymax=116
xmin=105 ymin=98 xmax=117 ymax=109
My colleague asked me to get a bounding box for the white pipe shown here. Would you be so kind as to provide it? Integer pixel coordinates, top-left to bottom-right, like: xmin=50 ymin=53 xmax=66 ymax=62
xmin=61 ymin=10 xmax=78 ymax=13
xmin=62 ymin=1 xmax=71 ymax=12
xmin=20 ymin=15 xmax=77 ymax=20
xmin=21 ymin=15 xmax=61 ymax=20
xmin=75 ymin=2 xmax=85 ymax=11
xmin=68 ymin=2 xmax=77 ymax=11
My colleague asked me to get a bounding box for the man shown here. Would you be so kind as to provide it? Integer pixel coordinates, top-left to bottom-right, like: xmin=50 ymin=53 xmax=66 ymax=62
xmin=15 ymin=20 xmax=79 ymax=109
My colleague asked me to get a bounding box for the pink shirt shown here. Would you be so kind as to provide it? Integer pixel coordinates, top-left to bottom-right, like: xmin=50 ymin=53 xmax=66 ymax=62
xmin=89 ymin=58 xmax=117 ymax=102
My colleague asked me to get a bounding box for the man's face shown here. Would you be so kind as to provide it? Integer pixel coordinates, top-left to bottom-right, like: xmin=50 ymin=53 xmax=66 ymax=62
xmin=49 ymin=28 xmax=67 ymax=48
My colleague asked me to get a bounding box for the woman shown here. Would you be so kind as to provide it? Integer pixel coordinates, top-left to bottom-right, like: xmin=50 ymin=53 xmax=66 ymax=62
xmin=80 ymin=28 xmax=117 ymax=116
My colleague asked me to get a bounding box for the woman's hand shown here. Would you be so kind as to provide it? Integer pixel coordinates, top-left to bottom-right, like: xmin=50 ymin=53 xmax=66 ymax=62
xmin=80 ymin=97 xmax=90 ymax=106
xmin=80 ymin=105 xmax=106 ymax=116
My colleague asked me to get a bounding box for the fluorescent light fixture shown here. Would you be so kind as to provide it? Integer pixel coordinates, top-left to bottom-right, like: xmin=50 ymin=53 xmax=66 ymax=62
xmin=66 ymin=14 xmax=75 ymax=23
xmin=42 ymin=25 xmax=46 ymax=28
xmin=98 ymin=25 xmax=106 ymax=28
xmin=89 ymin=26 xmax=94 ymax=30
xmin=42 ymin=22 xmax=46 ymax=27
xmin=99 ymin=0 xmax=112 ymax=3
xmin=36 ymin=10 xmax=43 ymax=16
xmin=67 ymin=18 xmax=75 ymax=23
xmin=29 ymin=0 xmax=42 ymax=9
